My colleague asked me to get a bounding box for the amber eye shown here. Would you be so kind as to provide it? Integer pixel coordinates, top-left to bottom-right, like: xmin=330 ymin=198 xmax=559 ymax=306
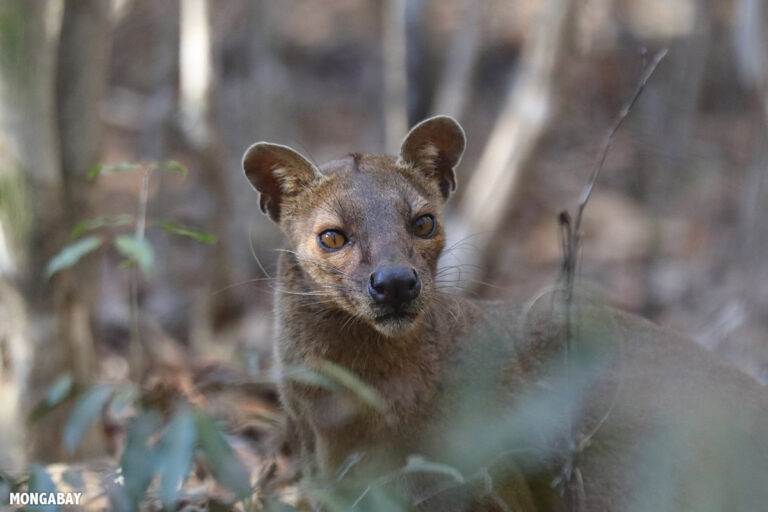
xmin=318 ymin=230 xmax=347 ymax=250
xmin=412 ymin=214 xmax=436 ymax=238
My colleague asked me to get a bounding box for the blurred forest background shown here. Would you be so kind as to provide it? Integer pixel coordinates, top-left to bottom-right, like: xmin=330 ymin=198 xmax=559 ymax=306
xmin=1 ymin=0 xmax=767 ymax=509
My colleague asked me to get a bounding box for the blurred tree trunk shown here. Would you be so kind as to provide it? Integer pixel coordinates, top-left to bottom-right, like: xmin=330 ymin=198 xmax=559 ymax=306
xmin=0 ymin=278 xmax=29 ymax=471
xmin=179 ymin=0 xmax=238 ymax=334
xmin=730 ymin=0 xmax=768 ymax=345
xmin=0 ymin=0 xmax=62 ymax=467
xmin=56 ymin=0 xmax=112 ymax=387
xmin=447 ymin=0 xmax=576 ymax=292
xmin=1 ymin=0 xmax=113 ymax=463
xmin=430 ymin=0 xmax=482 ymax=121
xmin=382 ymin=0 xmax=409 ymax=153
xmin=634 ymin=0 xmax=713 ymax=319
xmin=0 ymin=0 xmax=63 ymax=287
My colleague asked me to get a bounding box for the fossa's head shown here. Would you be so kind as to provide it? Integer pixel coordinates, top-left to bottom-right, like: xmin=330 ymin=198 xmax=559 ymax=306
xmin=243 ymin=116 xmax=465 ymax=336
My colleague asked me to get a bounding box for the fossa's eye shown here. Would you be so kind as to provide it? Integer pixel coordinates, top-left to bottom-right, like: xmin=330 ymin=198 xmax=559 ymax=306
xmin=412 ymin=214 xmax=436 ymax=238
xmin=318 ymin=229 xmax=347 ymax=250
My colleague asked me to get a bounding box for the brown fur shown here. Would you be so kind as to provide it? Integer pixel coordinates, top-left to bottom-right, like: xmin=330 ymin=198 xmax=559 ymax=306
xmin=243 ymin=117 xmax=768 ymax=511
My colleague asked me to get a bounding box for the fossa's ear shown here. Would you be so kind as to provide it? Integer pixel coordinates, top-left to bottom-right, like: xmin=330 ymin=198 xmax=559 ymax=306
xmin=398 ymin=115 xmax=466 ymax=200
xmin=242 ymin=142 xmax=324 ymax=222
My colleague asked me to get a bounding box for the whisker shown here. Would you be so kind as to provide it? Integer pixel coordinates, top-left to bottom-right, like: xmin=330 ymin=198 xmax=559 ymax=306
xmin=207 ymin=277 xmax=276 ymax=298
xmin=248 ymin=218 xmax=274 ymax=280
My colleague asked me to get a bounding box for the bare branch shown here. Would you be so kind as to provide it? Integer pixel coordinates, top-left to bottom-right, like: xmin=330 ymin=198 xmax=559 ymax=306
xmin=574 ymin=49 xmax=668 ymax=231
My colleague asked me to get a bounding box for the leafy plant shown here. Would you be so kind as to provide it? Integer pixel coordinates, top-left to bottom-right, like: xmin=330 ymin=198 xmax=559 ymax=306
xmin=46 ymin=160 xmax=215 ymax=279
xmin=34 ymin=161 xmax=235 ymax=510
xmin=35 ymin=381 xmax=255 ymax=511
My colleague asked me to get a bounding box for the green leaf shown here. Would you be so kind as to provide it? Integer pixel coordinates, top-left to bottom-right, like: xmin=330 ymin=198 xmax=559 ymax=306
xmin=161 ymin=160 xmax=188 ymax=178
xmin=28 ymin=374 xmax=75 ymax=424
xmin=62 ymin=385 xmax=113 ymax=454
xmin=0 ymin=478 xmax=9 ymax=506
xmin=114 ymin=235 xmax=154 ymax=275
xmin=195 ymin=412 xmax=251 ymax=498
xmin=107 ymin=385 xmax=139 ymax=418
xmin=70 ymin=215 xmax=134 ymax=239
xmin=27 ymin=465 xmax=58 ymax=512
xmin=359 ymin=487 xmax=409 ymax=512
xmin=119 ymin=411 xmax=161 ymax=511
xmin=159 ymin=409 xmax=197 ymax=508
xmin=45 ymin=374 xmax=73 ymax=406
xmin=263 ymin=497 xmax=300 ymax=512
xmin=282 ymin=365 xmax=336 ymax=390
xmin=157 ymin=220 xmax=217 ymax=245
xmin=45 ymin=236 xmax=102 ymax=279
xmin=302 ymin=482 xmax=350 ymax=512
xmin=282 ymin=362 xmax=387 ymax=412
xmin=61 ymin=468 xmax=85 ymax=492
xmin=317 ymin=360 xmax=388 ymax=412
xmin=87 ymin=162 xmax=142 ymax=180
xmin=246 ymin=410 xmax=282 ymax=427
xmin=86 ymin=165 xmax=102 ymax=180
xmin=401 ymin=455 xmax=464 ymax=483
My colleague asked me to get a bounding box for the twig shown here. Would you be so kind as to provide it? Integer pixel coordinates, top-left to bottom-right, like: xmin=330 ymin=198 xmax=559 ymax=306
xmin=574 ymin=48 xmax=668 ymax=232
xmin=556 ymin=48 xmax=668 ymax=508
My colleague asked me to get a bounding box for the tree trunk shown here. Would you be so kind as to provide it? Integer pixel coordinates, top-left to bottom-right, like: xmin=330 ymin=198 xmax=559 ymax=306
xmin=0 ymin=0 xmax=61 ymax=467
xmin=430 ymin=0 xmax=482 ymax=121
xmin=0 ymin=278 xmax=29 ymax=471
xmin=0 ymin=0 xmax=63 ymax=292
xmin=180 ymin=0 xmax=239 ymax=333
xmin=56 ymin=0 xmax=112 ymax=387
xmin=447 ymin=0 xmax=576 ymax=292
xmin=382 ymin=0 xmax=409 ymax=153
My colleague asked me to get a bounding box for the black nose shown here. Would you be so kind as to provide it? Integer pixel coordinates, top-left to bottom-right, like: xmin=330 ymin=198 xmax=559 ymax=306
xmin=368 ymin=266 xmax=421 ymax=308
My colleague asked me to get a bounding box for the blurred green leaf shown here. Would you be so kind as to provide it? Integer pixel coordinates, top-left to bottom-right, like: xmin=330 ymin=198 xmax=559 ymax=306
xmin=86 ymin=165 xmax=100 ymax=180
xmin=27 ymin=465 xmax=57 ymax=512
xmin=402 ymin=456 xmax=464 ymax=483
xmin=263 ymin=497 xmax=300 ymax=512
xmin=443 ymin=349 xmax=603 ymax=471
xmin=158 ymin=409 xmax=197 ymax=508
xmin=119 ymin=411 xmax=162 ymax=511
xmin=157 ymin=220 xmax=217 ymax=245
xmin=45 ymin=374 xmax=73 ymax=406
xmin=161 ymin=160 xmax=188 ymax=178
xmin=359 ymin=487 xmax=409 ymax=512
xmin=45 ymin=236 xmax=102 ymax=279
xmin=70 ymin=215 xmax=134 ymax=239
xmin=114 ymin=235 xmax=154 ymax=275
xmin=283 ymin=361 xmax=387 ymax=412
xmin=87 ymin=162 xmax=142 ymax=180
xmin=29 ymin=374 xmax=75 ymax=424
xmin=0 ymin=478 xmax=9 ymax=506
xmin=195 ymin=412 xmax=251 ymax=498
xmin=107 ymin=385 xmax=139 ymax=418
xmin=317 ymin=360 xmax=387 ymax=412
xmin=62 ymin=385 xmax=113 ymax=455
xmin=282 ymin=364 xmax=336 ymax=390
xmin=246 ymin=410 xmax=283 ymax=427
xmin=302 ymin=483 xmax=350 ymax=512
xmin=61 ymin=468 xmax=85 ymax=492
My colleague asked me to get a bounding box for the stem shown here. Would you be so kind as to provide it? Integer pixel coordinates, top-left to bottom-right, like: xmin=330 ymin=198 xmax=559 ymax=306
xmin=573 ymin=49 xmax=668 ymax=233
xmin=129 ymin=165 xmax=152 ymax=381
xmin=136 ymin=167 xmax=151 ymax=240
xmin=555 ymin=49 xmax=667 ymax=506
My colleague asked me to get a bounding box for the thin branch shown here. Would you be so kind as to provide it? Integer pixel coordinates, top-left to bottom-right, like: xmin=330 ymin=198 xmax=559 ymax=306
xmin=574 ymin=48 xmax=668 ymax=232
xmin=555 ymin=48 xmax=668 ymax=507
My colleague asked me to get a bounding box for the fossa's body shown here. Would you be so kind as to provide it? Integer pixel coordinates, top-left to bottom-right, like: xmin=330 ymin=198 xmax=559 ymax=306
xmin=243 ymin=117 xmax=768 ymax=511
